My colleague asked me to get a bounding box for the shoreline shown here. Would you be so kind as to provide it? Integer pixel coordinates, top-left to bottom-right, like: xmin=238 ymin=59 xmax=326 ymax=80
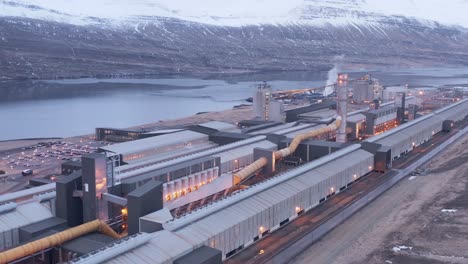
xmin=0 ymin=105 xmax=253 ymax=151
xmin=0 ymin=137 xmax=63 ymax=143
xmin=0 ymin=68 xmax=331 ymax=82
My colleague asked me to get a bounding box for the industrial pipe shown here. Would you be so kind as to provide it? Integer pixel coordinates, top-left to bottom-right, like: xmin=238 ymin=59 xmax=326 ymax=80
xmin=232 ymin=157 xmax=268 ymax=185
xmin=0 ymin=220 xmax=121 ymax=264
xmin=275 ymin=116 xmax=342 ymax=159
xmin=232 ymin=116 xmax=342 ymax=185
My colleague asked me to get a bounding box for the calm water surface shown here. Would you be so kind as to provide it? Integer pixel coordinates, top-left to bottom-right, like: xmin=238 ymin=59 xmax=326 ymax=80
xmin=1 ymin=68 xmax=467 ymax=140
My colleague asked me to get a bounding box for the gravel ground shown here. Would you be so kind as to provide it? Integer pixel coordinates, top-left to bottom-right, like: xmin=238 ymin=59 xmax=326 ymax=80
xmin=292 ymin=134 xmax=468 ymax=264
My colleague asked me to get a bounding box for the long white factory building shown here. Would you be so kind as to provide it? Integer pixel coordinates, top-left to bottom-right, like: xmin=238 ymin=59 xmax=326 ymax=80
xmin=95 ymin=98 xmax=467 ymax=263
xmin=0 ymin=98 xmax=466 ymax=264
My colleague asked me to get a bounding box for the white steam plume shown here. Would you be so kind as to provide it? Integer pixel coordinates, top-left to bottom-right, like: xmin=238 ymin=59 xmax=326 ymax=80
xmin=323 ymin=55 xmax=345 ymax=96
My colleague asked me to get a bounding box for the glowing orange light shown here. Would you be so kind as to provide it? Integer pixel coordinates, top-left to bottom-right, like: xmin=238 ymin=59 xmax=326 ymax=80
xmin=121 ymin=208 xmax=128 ymax=216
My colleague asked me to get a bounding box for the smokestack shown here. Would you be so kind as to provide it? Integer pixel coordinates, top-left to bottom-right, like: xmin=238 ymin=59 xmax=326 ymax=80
xmin=401 ymin=92 xmax=406 ymax=123
xmin=336 ymin=73 xmax=348 ymax=143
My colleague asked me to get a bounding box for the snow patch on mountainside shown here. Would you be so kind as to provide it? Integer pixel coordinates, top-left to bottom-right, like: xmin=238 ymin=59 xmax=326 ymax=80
xmin=364 ymin=0 xmax=468 ymax=28
xmin=1 ymin=0 xmax=467 ymax=28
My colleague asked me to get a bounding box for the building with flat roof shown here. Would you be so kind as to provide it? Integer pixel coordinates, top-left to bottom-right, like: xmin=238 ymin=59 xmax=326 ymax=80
xmin=99 ymin=130 xmax=210 ymax=163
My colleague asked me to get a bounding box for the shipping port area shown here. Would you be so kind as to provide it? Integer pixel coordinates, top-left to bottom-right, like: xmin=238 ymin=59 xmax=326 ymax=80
xmin=0 ymin=73 xmax=467 ymax=264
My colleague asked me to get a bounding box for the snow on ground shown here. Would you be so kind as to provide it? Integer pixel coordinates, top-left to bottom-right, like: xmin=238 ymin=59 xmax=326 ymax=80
xmin=408 ymin=176 xmax=417 ymax=180
xmin=441 ymin=209 xmax=458 ymax=213
xmin=0 ymin=0 xmax=467 ymax=27
xmin=392 ymin=245 xmax=413 ymax=253
xmin=364 ymin=0 xmax=468 ymax=28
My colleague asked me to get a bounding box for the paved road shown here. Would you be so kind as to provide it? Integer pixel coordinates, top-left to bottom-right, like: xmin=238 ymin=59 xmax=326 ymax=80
xmin=0 ymin=165 xmax=59 ymax=195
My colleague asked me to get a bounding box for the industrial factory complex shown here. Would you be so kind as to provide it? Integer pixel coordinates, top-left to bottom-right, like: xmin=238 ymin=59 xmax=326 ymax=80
xmin=0 ymin=74 xmax=467 ymax=264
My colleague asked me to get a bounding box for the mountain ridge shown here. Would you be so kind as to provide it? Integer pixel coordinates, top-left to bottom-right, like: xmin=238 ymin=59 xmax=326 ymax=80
xmin=1 ymin=1 xmax=468 ymax=80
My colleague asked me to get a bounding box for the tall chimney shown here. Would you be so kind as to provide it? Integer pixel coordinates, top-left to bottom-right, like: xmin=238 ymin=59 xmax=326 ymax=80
xmin=336 ymin=73 xmax=348 ymax=143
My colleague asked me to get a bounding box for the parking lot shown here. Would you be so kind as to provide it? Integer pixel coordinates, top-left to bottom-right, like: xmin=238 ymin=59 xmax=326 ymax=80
xmin=0 ymin=136 xmax=109 ymax=194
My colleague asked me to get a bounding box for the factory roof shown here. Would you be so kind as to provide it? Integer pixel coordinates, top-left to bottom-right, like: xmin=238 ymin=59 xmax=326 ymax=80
xmin=434 ymin=98 xmax=468 ymax=120
xmin=283 ymin=124 xmax=327 ymax=138
xmin=366 ymin=114 xmax=434 ymax=143
xmin=105 ymin=231 xmax=193 ymax=264
xmin=116 ymin=136 xmax=267 ymax=181
xmin=299 ymin=108 xmax=336 ymax=119
xmin=142 ymin=128 xmax=184 ymax=135
xmin=169 ymin=149 xmax=372 ymax=238
xmin=242 ymin=122 xmax=283 ymax=134
xmin=122 ymin=141 xmax=217 ymax=166
xmin=62 ymin=233 xmax=117 ymax=255
xmin=285 ymin=101 xmax=336 ymax=115
xmin=248 ymin=122 xmax=297 ymax=135
xmin=174 ymin=245 xmax=221 ymax=264
xmin=347 ymin=113 xmax=366 ymax=123
xmin=105 ymin=145 xmax=368 ymax=263
xmin=367 ymin=98 xmax=468 ymax=144
xmin=282 ymin=139 xmax=346 ymax=148
xmin=164 ymin=144 xmax=362 ymax=231
xmin=274 ymin=123 xmax=316 ymax=135
xmin=197 ymin=121 xmax=239 ymax=132
xmin=141 ymin=208 xmax=174 ymax=224
xmin=215 ymin=140 xmax=277 ymax=162
xmin=99 ymin=130 xmax=208 ymax=156
xmin=373 ymin=117 xmax=440 ymax=147
xmin=0 ymin=183 xmax=56 ymax=204
xmin=0 ymin=202 xmax=53 ymax=233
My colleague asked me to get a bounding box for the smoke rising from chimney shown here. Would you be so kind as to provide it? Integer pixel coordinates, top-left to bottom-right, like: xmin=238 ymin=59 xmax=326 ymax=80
xmin=323 ymin=55 xmax=345 ymax=96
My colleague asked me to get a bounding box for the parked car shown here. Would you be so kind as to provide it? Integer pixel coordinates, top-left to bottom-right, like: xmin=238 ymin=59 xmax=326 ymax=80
xmin=22 ymin=169 xmax=33 ymax=176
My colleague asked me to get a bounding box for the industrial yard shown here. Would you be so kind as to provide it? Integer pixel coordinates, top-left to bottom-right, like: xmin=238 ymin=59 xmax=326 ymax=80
xmin=2 ymin=1 xmax=468 ymax=263
xmin=0 ymin=74 xmax=467 ymax=264
xmin=292 ymin=133 xmax=468 ymax=264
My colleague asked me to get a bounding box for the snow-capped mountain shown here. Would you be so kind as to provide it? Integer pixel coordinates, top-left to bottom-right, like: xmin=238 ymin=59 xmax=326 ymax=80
xmin=1 ymin=0 xmax=468 ymax=79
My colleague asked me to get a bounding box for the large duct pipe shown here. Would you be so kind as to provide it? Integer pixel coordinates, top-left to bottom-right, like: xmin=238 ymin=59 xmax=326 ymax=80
xmin=275 ymin=116 xmax=342 ymax=159
xmin=232 ymin=157 xmax=268 ymax=185
xmin=0 ymin=220 xmax=121 ymax=264
xmin=232 ymin=116 xmax=342 ymax=185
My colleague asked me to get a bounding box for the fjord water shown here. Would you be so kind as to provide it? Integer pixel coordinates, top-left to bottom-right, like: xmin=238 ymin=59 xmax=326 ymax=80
xmin=1 ymin=68 xmax=467 ymax=141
